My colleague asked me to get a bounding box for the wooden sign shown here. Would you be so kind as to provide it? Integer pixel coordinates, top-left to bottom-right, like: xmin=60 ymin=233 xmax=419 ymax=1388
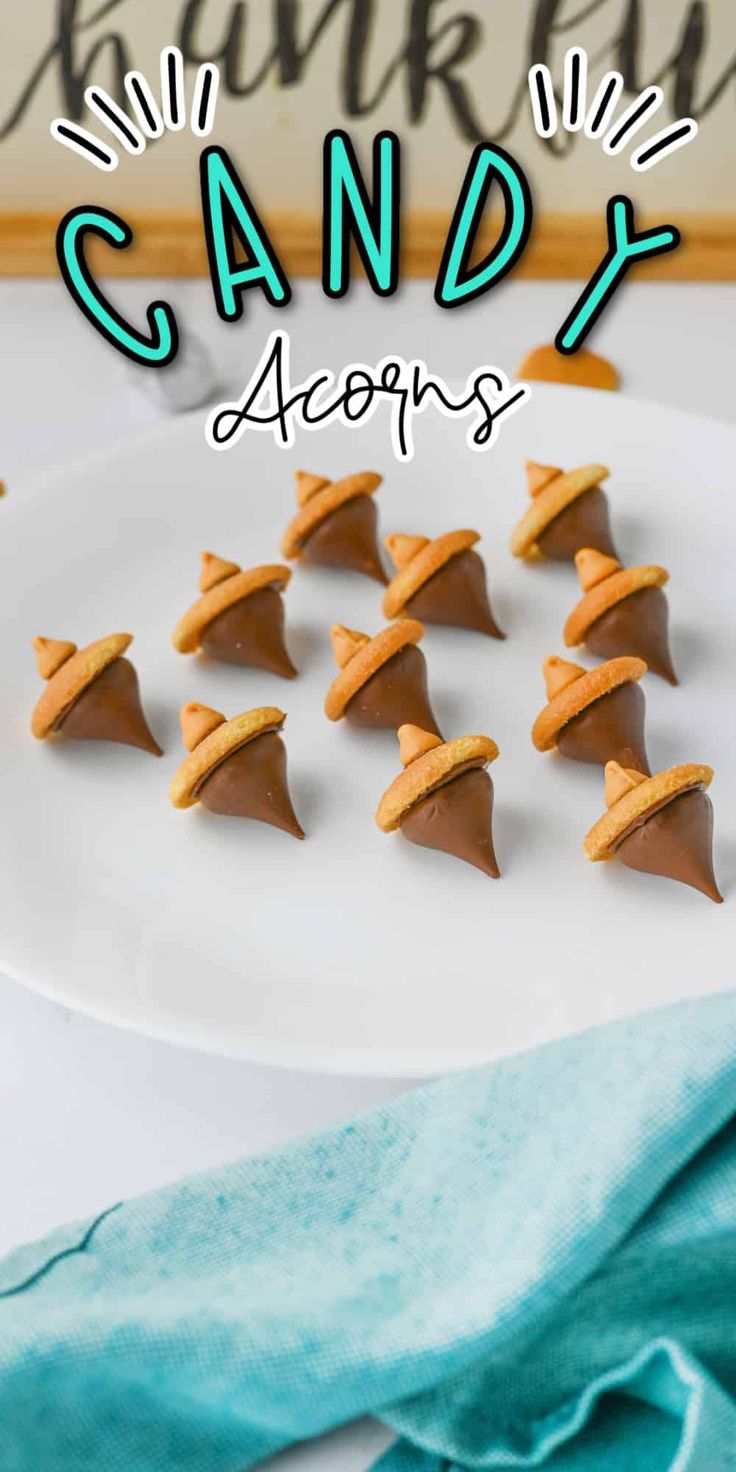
xmin=0 ymin=0 xmax=734 ymax=278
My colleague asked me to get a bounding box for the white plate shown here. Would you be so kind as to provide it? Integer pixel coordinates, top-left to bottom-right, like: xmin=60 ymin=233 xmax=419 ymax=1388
xmin=1 ymin=385 xmax=733 ymax=1075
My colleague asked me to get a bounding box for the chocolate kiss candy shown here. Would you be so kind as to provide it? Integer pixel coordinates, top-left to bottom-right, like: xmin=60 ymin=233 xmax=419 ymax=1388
xmin=376 ymin=725 xmax=501 ymax=878
xmin=401 ymin=768 xmax=499 ymax=877
xmin=170 ymin=704 xmax=304 ymax=838
xmin=564 ymin=549 xmax=677 ymax=685
xmin=173 ymin=554 xmax=296 ymax=678
xmin=557 ymin=682 xmax=649 ymax=771
xmin=532 ymin=655 xmax=650 ymax=772
xmin=200 ymin=588 xmax=296 ymax=678
xmin=301 ymin=495 xmax=386 ymax=583
xmin=383 ymin=531 xmax=504 ymax=638
xmin=585 ymin=586 xmax=677 ymax=685
xmin=198 ymin=732 xmax=304 ymax=837
xmin=510 ymin=463 xmax=616 ymax=563
xmin=281 ymin=471 xmax=386 ymax=583
xmin=615 ymin=789 xmax=721 ymax=902
xmin=325 ymin=622 xmax=441 ymax=736
xmin=406 ymin=549 xmax=504 ymax=637
xmin=60 ymin=658 xmax=162 ymax=755
xmin=31 ymin=634 xmax=162 ymax=755
xmin=537 ymin=486 xmax=616 ymax=560
xmin=584 ymin=761 xmax=723 ymax=903
xmin=345 ymin=644 xmax=439 ymax=733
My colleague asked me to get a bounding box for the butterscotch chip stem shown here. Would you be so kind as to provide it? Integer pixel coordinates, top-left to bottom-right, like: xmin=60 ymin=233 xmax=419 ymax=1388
xmin=34 ymin=638 xmax=77 ymax=680
xmin=398 ymin=724 xmax=442 ymax=765
xmin=180 ymin=701 xmax=226 ymax=751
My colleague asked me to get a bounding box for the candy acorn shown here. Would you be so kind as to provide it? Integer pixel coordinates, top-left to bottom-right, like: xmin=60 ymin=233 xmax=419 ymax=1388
xmin=170 ymin=704 xmax=304 ymax=837
xmin=173 ymin=553 xmax=297 ymax=678
xmin=585 ymin=761 xmax=722 ymax=903
xmin=31 ymin=634 xmax=162 ymax=755
xmin=376 ymin=724 xmax=500 ymax=877
xmin=532 ymin=655 xmax=650 ymax=772
xmin=325 ymin=621 xmax=441 ymax=735
xmin=383 ymin=529 xmax=504 ymax=637
xmin=281 ymin=470 xmax=386 ymax=583
xmin=510 ymin=462 xmax=617 ymax=562
xmin=564 ymin=549 xmax=677 ymax=684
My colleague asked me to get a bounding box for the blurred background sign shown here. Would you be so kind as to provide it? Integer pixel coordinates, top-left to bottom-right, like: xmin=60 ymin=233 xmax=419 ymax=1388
xmin=0 ymin=0 xmax=734 ymax=276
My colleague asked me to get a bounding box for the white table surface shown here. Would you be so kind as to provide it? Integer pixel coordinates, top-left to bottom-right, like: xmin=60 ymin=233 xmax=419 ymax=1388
xmin=1 ymin=276 xmax=734 ymax=1470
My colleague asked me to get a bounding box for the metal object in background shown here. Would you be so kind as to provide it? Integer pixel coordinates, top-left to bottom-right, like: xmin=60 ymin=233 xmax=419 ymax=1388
xmin=132 ymin=325 xmax=221 ymax=413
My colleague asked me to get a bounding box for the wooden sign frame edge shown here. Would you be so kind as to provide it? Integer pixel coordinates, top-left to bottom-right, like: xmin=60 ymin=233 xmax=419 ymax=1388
xmin=1 ymin=211 xmax=734 ymax=278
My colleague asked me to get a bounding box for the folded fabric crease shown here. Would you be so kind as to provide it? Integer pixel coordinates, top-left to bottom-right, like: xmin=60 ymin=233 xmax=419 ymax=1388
xmin=1 ymin=992 xmax=735 ymax=1472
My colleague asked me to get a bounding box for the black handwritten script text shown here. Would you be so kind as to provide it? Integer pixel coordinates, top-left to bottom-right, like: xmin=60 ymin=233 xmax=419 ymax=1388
xmin=2 ymin=0 xmax=733 ymax=147
xmin=205 ymin=329 xmax=530 ymax=461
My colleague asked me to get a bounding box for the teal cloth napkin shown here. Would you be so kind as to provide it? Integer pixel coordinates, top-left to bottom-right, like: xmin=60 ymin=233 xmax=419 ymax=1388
xmin=1 ymin=993 xmax=736 ymax=1472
